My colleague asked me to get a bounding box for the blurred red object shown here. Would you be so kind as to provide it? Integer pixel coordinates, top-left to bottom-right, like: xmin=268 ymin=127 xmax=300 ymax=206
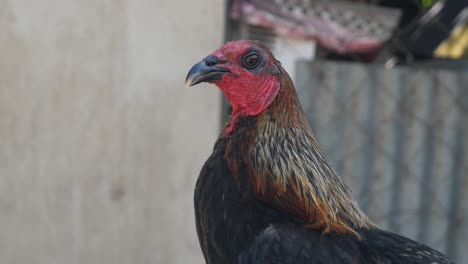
xmin=231 ymin=0 xmax=401 ymax=54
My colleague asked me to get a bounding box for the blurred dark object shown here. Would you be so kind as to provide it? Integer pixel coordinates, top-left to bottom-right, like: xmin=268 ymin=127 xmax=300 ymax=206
xmin=385 ymin=0 xmax=468 ymax=61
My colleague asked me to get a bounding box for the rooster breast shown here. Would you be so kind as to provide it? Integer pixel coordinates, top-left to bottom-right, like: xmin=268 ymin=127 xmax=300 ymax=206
xmin=194 ymin=138 xmax=286 ymax=264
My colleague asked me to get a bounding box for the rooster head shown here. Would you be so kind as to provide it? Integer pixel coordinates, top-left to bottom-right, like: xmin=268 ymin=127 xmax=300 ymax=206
xmin=186 ymin=40 xmax=282 ymax=118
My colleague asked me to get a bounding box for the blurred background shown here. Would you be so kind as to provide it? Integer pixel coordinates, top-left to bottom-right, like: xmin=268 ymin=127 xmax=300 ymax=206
xmin=0 ymin=0 xmax=467 ymax=263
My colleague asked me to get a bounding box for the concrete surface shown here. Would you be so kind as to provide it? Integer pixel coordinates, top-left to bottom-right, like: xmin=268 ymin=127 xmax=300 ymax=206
xmin=0 ymin=0 xmax=224 ymax=263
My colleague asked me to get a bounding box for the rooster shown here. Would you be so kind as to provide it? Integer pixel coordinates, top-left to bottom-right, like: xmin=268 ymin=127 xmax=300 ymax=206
xmin=185 ymin=40 xmax=454 ymax=264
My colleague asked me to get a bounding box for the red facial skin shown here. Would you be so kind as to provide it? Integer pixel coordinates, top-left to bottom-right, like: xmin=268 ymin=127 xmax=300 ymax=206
xmin=208 ymin=41 xmax=281 ymax=133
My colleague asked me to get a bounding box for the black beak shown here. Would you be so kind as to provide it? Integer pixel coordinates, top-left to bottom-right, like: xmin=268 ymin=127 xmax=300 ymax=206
xmin=185 ymin=55 xmax=229 ymax=87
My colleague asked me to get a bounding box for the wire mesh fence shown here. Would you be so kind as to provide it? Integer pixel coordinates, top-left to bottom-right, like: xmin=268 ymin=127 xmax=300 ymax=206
xmin=295 ymin=60 xmax=468 ymax=262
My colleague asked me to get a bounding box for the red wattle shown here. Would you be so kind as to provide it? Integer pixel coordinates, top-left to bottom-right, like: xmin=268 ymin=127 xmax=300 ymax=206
xmin=220 ymin=75 xmax=280 ymax=133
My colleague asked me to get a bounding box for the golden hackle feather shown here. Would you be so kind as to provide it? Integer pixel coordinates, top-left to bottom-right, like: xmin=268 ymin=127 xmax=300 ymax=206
xmin=225 ymin=68 xmax=373 ymax=238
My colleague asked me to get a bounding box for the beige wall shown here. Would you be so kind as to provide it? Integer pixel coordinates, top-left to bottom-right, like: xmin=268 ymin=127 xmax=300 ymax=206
xmin=0 ymin=0 xmax=223 ymax=263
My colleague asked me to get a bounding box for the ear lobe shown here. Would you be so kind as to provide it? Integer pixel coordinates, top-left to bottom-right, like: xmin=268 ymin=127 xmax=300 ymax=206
xmin=263 ymin=82 xmax=280 ymax=109
xmin=250 ymin=78 xmax=280 ymax=116
xmin=239 ymin=76 xmax=280 ymax=116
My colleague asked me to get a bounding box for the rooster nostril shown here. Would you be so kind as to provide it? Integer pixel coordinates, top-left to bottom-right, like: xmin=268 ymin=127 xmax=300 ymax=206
xmin=204 ymin=55 xmax=219 ymax=67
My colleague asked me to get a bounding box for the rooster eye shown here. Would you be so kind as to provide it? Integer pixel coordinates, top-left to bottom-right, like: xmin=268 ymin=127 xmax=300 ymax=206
xmin=242 ymin=53 xmax=260 ymax=69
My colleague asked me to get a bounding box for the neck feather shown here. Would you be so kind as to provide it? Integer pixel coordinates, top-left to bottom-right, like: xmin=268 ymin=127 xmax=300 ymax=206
xmin=225 ymin=73 xmax=373 ymax=237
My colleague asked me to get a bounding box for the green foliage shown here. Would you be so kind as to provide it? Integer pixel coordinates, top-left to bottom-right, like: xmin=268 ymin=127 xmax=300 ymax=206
xmin=421 ymin=0 xmax=436 ymax=9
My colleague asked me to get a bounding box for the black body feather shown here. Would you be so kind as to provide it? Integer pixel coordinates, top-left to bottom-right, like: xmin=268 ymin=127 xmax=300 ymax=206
xmin=194 ymin=136 xmax=454 ymax=264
